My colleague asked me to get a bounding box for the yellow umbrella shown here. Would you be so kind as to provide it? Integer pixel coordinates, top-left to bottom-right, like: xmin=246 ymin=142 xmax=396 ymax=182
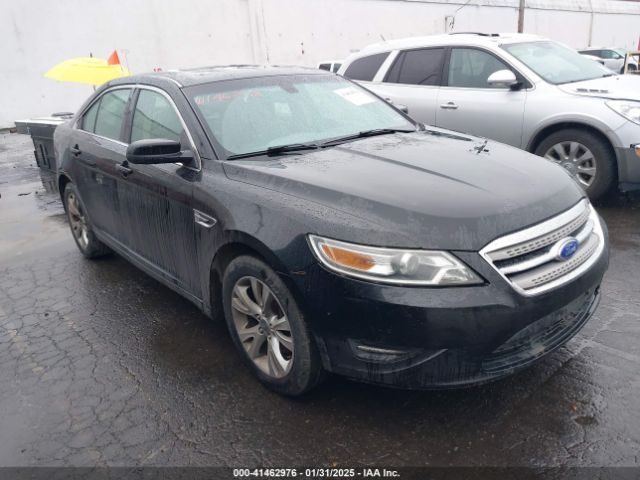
xmin=45 ymin=57 xmax=130 ymax=86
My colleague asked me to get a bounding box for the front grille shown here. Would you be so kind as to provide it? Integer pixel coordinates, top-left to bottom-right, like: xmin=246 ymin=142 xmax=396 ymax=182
xmin=480 ymin=200 xmax=604 ymax=295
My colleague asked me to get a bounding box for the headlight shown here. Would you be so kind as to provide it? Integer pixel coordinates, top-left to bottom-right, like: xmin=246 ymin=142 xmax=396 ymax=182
xmin=308 ymin=235 xmax=483 ymax=286
xmin=606 ymin=100 xmax=640 ymax=125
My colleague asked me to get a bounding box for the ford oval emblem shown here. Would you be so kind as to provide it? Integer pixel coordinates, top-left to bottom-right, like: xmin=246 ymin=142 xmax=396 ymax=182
xmin=555 ymin=237 xmax=579 ymax=261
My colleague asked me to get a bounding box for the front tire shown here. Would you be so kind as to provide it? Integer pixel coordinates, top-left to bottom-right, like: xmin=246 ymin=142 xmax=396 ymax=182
xmin=222 ymin=255 xmax=323 ymax=396
xmin=534 ymin=128 xmax=616 ymax=201
xmin=63 ymin=183 xmax=110 ymax=259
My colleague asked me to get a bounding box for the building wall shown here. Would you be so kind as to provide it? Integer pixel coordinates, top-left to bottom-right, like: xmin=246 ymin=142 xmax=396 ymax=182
xmin=1 ymin=0 xmax=639 ymax=128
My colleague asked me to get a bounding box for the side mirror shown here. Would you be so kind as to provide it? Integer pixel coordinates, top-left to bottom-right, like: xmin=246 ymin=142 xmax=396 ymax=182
xmin=126 ymin=139 xmax=193 ymax=165
xmin=487 ymin=69 xmax=519 ymax=89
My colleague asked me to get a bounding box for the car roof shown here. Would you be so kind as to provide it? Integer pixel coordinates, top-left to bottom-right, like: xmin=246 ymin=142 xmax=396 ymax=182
xmin=109 ymin=65 xmax=327 ymax=88
xmin=352 ymin=32 xmax=547 ymax=56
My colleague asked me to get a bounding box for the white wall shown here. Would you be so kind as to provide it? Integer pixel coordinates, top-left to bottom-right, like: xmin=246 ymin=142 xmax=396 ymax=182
xmin=1 ymin=0 xmax=640 ymax=128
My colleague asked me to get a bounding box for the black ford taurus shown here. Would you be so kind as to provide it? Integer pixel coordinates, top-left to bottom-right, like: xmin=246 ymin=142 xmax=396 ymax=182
xmin=54 ymin=66 xmax=608 ymax=395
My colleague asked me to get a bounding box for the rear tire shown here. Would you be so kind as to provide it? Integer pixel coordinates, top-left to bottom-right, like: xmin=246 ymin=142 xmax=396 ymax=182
xmin=222 ymin=255 xmax=323 ymax=396
xmin=63 ymin=183 xmax=110 ymax=259
xmin=534 ymin=128 xmax=616 ymax=201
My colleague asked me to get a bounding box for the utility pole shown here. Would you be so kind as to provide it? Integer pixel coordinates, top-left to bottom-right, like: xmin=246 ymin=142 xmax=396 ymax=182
xmin=517 ymin=0 xmax=525 ymax=33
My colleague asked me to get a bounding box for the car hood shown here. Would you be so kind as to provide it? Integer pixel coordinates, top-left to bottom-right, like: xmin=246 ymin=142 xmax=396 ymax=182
xmin=222 ymin=130 xmax=584 ymax=251
xmin=558 ymin=74 xmax=640 ymax=100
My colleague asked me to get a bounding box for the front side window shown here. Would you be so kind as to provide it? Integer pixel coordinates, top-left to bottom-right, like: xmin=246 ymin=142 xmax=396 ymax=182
xmin=385 ymin=48 xmax=445 ymax=86
xmin=131 ymin=90 xmax=184 ymax=143
xmin=503 ymin=41 xmax=612 ymax=85
xmin=613 ymin=48 xmax=627 ymax=58
xmin=187 ymin=74 xmax=414 ymax=156
xmin=331 ymin=63 xmax=342 ymax=73
xmin=447 ymin=48 xmax=512 ymax=88
xmin=93 ymin=89 xmax=131 ymax=141
xmin=343 ymin=53 xmax=389 ymax=81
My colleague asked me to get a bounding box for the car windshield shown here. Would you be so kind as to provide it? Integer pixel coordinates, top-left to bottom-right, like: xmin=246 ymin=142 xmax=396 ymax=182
xmin=613 ymin=48 xmax=627 ymax=57
xmin=503 ymin=41 xmax=613 ymax=85
xmin=186 ymin=74 xmax=415 ymax=157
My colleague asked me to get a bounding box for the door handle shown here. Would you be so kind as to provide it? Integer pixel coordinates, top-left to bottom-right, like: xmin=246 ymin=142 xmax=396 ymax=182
xmin=70 ymin=145 xmax=81 ymax=156
xmin=116 ymin=163 xmax=133 ymax=177
xmin=440 ymin=102 xmax=459 ymax=110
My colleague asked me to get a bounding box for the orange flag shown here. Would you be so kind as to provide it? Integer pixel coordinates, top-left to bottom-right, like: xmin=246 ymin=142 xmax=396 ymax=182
xmin=107 ymin=50 xmax=121 ymax=65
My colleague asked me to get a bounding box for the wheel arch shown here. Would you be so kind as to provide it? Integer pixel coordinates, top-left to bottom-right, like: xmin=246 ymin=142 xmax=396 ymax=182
xmin=527 ymin=121 xmax=619 ymax=178
xmin=527 ymin=121 xmax=616 ymax=159
xmin=57 ymin=174 xmax=72 ymax=206
xmin=207 ymin=231 xmax=296 ymax=322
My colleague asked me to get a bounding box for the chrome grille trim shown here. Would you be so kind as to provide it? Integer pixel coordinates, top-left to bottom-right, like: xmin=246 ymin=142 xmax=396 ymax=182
xmin=480 ymin=200 xmax=605 ymax=296
xmin=500 ymin=217 xmax=595 ymax=275
xmin=509 ymin=233 xmax=599 ymax=289
xmin=487 ymin=205 xmax=590 ymax=261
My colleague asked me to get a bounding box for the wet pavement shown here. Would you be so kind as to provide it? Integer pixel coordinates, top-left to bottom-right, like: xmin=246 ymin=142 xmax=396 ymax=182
xmin=0 ymin=131 xmax=639 ymax=467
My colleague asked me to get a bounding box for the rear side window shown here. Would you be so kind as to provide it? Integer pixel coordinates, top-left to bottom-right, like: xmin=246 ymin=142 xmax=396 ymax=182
xmin=81 ymin=101 xmax=100 ymax=133
xmin=385 ymin=48 xmax=445 ymax=86
xmin=343 ymin=53 xmax=389 ymax=81
xmin=318 ymin=63 xmax=331 ymax=71
xmin=131 ymin=90 xmax=184 ymax=143
xmin=93 ymin=89 xmax=131 ymax=141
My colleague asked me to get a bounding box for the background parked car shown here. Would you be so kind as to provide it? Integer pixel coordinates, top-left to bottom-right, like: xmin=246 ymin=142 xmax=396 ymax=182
xmin=339 ymin=33 xmax=640 ymax=200
xmin=317 ymin=60 xmax=343 ymax=73
xmin=578 ymin=47 xmax=638 ymax=73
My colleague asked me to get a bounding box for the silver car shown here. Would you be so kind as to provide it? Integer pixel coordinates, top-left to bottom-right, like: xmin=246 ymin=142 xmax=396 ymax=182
xmin=339 ymin=33 xmax=640 ymax=199
xmin=578 ymin=47 xmax=638 ymax=74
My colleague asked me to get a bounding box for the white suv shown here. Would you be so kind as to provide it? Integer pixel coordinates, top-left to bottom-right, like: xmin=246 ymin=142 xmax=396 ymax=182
xmin=578 ymin=47 xmax=638 ymax=74
xmin=339 ymin=33 xmax=640 ymax=200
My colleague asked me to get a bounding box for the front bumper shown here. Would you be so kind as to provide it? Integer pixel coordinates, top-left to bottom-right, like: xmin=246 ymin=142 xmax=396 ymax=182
xmin=290 ymin=230 xmax=609 ymax=389
xmin=613 ymin=119 xmax=640 ymax=189
xmin=616 ymin=145 xmax=640 ymax=191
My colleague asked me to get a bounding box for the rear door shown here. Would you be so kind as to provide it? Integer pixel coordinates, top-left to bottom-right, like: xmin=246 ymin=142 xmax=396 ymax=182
xmin=117 ymin=87 xmax=202 ymax=298
xmin=367 ymin=47 xmax=446 ymax=125
xmin=436 ymin=47 xmax=527 ymax=147
xmin=72 ymin=87 xmax=133 ymax=240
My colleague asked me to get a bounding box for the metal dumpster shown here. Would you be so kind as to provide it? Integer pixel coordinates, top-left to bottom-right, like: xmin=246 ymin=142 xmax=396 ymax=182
xmin=14 ymin=113 xmax=74 ymax=172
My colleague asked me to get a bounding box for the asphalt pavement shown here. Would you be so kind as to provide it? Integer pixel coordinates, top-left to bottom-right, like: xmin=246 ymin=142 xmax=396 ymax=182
xmin=1 ymin=132 xmax=639 ymax=468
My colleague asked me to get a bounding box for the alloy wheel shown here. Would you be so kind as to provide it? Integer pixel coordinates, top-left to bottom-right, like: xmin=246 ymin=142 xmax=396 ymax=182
xmin=230 ymin=276 xmax=294 ymax=378
xmin=544 ymin=141 xmax=597 ymax=188
xmin=66 ymin=192 xmax=89 ymax=250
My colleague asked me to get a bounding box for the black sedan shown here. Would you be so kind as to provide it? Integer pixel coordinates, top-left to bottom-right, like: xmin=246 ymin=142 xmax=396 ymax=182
xmin=54 ymin=66 xmax=608 ymax=395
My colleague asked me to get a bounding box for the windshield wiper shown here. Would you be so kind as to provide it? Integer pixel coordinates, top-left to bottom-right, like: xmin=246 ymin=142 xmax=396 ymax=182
xmin=226 ymin=143 xmax=319 ymax=160
xmin=321 ymin=128 xmax=416 ymax=147
xmin=267 ymin=143 xmax=319 ymax=155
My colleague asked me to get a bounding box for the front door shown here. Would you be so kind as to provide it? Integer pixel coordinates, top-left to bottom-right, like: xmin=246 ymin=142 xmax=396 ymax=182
xmin=436 ymin=48 xmax=527 ymax=148
xmin=117 ymin=88 xmax=202 ymax=298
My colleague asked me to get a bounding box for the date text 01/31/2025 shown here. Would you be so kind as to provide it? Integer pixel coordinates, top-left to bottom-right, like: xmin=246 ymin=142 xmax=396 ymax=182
xmin=233 ymin=468 xmax=401 ymax=478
